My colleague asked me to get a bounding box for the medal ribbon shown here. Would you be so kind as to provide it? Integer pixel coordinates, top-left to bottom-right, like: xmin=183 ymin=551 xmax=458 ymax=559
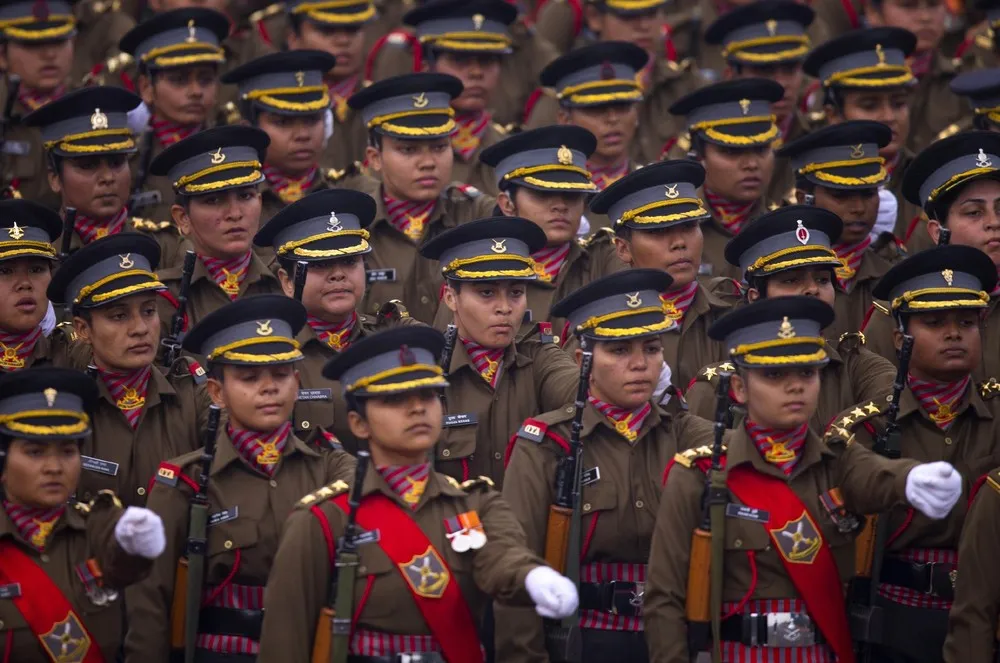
xmin=453 ymin=111 xmax=490 ymax=161
xmin=588 ymin=396 xmax=651 ymax=442
xmin=588 ymin=161 xmax=629 ymax=191
xmin=660 ymin=281 xmax=698 ymax=325
xmin=228 ymin=421 xmax=291 ymax=477
xmin=74 ymin=206 xmax=129 ymax=245
xmin=908 ymin=374 xmax=971 ymax=430
xmin=98 ymin=365 xmax=151 ymax=430
xmin=200 ymin=251 xmax=252 ymax=300
xmin=377 ymin=463 xmax=430 ymax=509
xmin=530 ymin=243 xmax=571 ymax=283
xmin=17 ymin=84 xmax=65 ymax=111
xmin=328 ymin=75 xmax=358 ymax=123
xmin=3 ymin=501 xmax=66 ymax=551
xmin=383 ymin=194 xmax=436 ymax=243
xmin=460 ymin=338 xmax=504 ymax=389
xmin=307 ymin=312 xmax=356 ymax=351
xmin=263 ymin=164 xmax=318 ymax=204
xmin=705 ymin=188 xmax=755 ymax=235
xmin=746 ymin=420 xmax=808 ymax=475
xmin=150 ymin=115 xmax=198 ymax=148
xmin=832 ymin=236 xmax=872 ymax=290
xmin=0 ymin=326 xmax=42 ymax=371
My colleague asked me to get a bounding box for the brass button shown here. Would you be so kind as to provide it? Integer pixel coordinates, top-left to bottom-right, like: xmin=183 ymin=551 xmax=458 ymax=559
xmin=137 ymin=487 xmax=146 ymax=496
xmin=0 ymin=619 xmax=5 ymax=629
xmin=302 ymin=420 xmax=310 ymax=429
xmin=421 ymin=295 xmax=430 ymax=304
xmin=224 ymin=540 xmax=233 ymax=550
xmin=553 ymin=336 xmax=560 ymax=345
xmin=372 ymin=303 xmax=380 ymax=312
xmin=734 ymin=539 xmax=743 ymax=548
xmin=635 ymin=500 xmax=644 ymax=509
xmin=493 ymin=452 xmax=502 ymax=460
xmin=442 ymin=449 xmax=451 ymax=457
xmin=566 ymin=406 xmax=573 ymax=413
xmin=358 ymin=566 xmax=367 ymax=575
xmin=944 ymin=437 xmax=953 ymax=445
xmin=40 ymin=554 xmax=50 ymax=563
xmin=270 ymin=480 xmax=278 ymax=488
xmin=583 ymin=503 xmax=592 ymax=512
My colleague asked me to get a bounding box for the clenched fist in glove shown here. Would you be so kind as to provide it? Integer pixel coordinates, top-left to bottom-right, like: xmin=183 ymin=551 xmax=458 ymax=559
xmin=114 ymin=506 xmax=167 ymax=559
xmin=525 ymin=566 xmax=579 ymax=619
xmin=905 ymin=461 xmax=962 ymax=520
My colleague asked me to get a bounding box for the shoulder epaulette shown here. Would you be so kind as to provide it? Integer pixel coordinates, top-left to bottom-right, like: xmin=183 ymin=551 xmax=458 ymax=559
xmin=249 ymin=2 xmax=283 ymax=23
xmin=580 ymin=226 xmax=616 ymax=248
xmin=976 ymin=33 xmax=994 ymax=50
xmin=937 ymin=123 xmax=961 ymax=141
xmin=705 ymin=276 xmax=743 ymax=301
xmin=73 ymin=489 xmax=123 ymax=515
xmin=837 ymin=331 xmax=866 ymax=355
xmin=689 ymin=361 xmax=736 ymax=388
xmin=296 ymin=479 xmax=349 ymax=508
xmin=131 ymin=217 xmax=174 ymax=233
xmin=514 ymin=416 xmax=572 ymax=451
xmin=460 ymin=476 xmax=495 ymax=491
xmin=672 ymin=444 xmax=725 ymax=469
xmin=377 ymin=299 xmax=410 ymax=322
xmin=492 ymin=122 xmax=511 ymax=136
xmin=448 ymin=183 xmax=481 ymax=199
xmin=55 ymin=320 xmax=77 ymax=343
xmin=824 ymin=400 xmax=888 ymax=442
xmin=170 ymin=356 xmax=207 ymax=384
xmin=223 ymin=101 xmax=241 ymax=125
xmin=153 ymin=461 xmax=200 ymax=492
xmin=980 ymin=378 xmax=1000 ymax=399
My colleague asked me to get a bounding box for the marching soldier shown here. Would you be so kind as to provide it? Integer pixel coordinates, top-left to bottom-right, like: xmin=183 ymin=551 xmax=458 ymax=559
xmin=221 ymin=50 xmax=341 ymax=224
xmin=70 ymin=0 xmax=135 ymax=84
xmin=256 ymin=325 xmax=579 ymax=663
xmin=150 ymin=125 xmax=283 ymax=332
xmin=345 ymin=72 xmax=496 ymax=324
xmin=123 ymin=295 xmax=357 ymax=663
xmin=955 ymin=0 xmax=1000 ymax=70
xmin=497 ymin=269 xmax=718 ymax=663
xmin=420 ymin=216 xmax=581 ymax=487
xmin=684 ymin=205 xmax=897 ymax=432
xmin=47 ymin=234 xmax=212 ymax=507
xmin=644 ymin=296 xmax=965 ymax=662
xmin=588 ymin=160 xmax=736 ymax=390
xmin=0 ymin=366 xmax=167 ymax=662
xmin=668 ymin=78 xmax=785 ymax=282
xmin=941 ymin=67 xmax=1000 ymax=138
xmin=863 ymin=131 xmax=1000 ymax=381
xmin=833 ymin=244 xmax=1000 ymax=662
xmin=22 ymin=86 xmax=185 ymax=265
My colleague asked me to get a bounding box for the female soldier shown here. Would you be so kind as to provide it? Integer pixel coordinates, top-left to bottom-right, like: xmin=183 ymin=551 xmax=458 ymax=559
xmin=256 ymin=325 xmax=579 ymax=663
xmin=496 ymin=269 xmax=718 ymax=663
xmin=0 ymin=367 xmax=167 ymax=662
xmin=123 ymin=295 xmax=357 ymax=663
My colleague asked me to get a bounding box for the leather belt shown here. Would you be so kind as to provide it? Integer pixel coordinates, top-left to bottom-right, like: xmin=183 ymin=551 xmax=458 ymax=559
xmin=197 ymin=606 xmax=265 ymax=640
xmin=579 ymin=580 xmax=644 ymax=617
xmin=348 ymin=655 xmax=446 ymax=663
xmin=719 ymin=612 xmax=826 ymax=648
xmin=880 ymin=557 xmax=957 ymax=601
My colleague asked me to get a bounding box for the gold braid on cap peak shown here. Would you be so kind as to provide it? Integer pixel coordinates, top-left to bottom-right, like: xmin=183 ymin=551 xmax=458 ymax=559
xmin=140 ymin=41 xmax=225 ymax=68
xmin=577 ymin=303 xmax=674 ymax=338
xmin=558 ymin=79 xmax=644 ymax=106
xmin=824 ymin=65 xmax=913 ymax=88
xmin=208 ymin=336 xmax=302 ymax=362
xmin=619 ymin=197 xmax=709 ymax=225
xmin=975 ymin=106 xmax=1000 ymax=125
xmin=0 ymin=240 xmax=57 ymax=261
xmin=606 ymin=0 xmax=667 ymax=9
xmin=690 ymin=115 xmax=779 ymax=146
xmin=345 ymin=363 xmax=447 ymax=393
xmin=442 ymin=254 xmax=538 ymax=280
xmin=74 ymin=269 xmax=162 ymax=304
xmin=43 ymin=128 xmax=135 ymax=154
xmin=173 ymin=160 xmax=263 ymax=194
xmin=723 ymin=35 xmax=810 ymax=63
xmin=291 ymin=0 xmax=376 ymax=23
xmin=927 ymin=166 xmax=998 ymax=202
xmin=731 ymin=335 xmax=827 ymax=365
xmin=0 ymin=409 xmax=90 ymax=436
xmin=799 ymin=156 xmax=887 ymax=187
xmin=420 ymin=32 xmax=513 ymax=51
xmin=503 ymin=164 xmax=598 ymax=191
xmin=277 ymin=229 xmax=371 ymax=257
xmin=367 ymin=108 xmax=456 ymax=136
xmin=747 ymin=245 xmax=841 ymax=274
xmin=244 ymin=86 xmax=331 ymax=112
xmin=0 ymin=14 xmax=75 ymax=40
xmin=891 ymin=287 xmax=990 ymax=311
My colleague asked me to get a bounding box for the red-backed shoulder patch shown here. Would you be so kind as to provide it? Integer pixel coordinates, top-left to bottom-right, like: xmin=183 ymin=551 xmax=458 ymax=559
xmin=154 ymin=462 xmax=199 ymax=493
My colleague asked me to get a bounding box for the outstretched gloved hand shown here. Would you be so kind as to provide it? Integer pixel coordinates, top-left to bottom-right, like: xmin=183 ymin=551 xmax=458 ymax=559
xmin=114 ymin=506 xmax=167 ymax=559
xmin=525 ymin=566 xmax=579 ymax=619
xmin=905 ymin=461 xmax=962 ymax=519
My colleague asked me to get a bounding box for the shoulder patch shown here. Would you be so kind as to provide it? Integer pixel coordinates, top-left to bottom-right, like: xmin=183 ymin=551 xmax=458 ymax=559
xmin=170 ymin=356 xmax=207 ymax=384
xmin=154 ymin=462 xmax=199 ymax=492
xmin=937 ymin=123 xmax=961 ymax=141
xmin=516 ymin=418 xmax=548 ymax=444
xmin=386 ymin=30 xmax=410 ymax=46
xmin=377 ymin=299 xmax=410 ymax=322
xmin=693 ymin=361 xmax=736 ymax=386
xmin=837 ymin=331 xmax=866 ymax=355
xmin=673 ymin=444 xmax=725 ymax=469
xmin=460 ymin=476 xmax=495 ymax=491
xmin=824 ymin=400 xmax=888 ymax=442
xmin=449 ymin=183 xmax=481 ymax=199
xmin=249 ymin=2 xmax=283 ymax=23
xmin=580 ymin=226 xmax=616 ymax=249
xmin=296 ymin=479 xmax=349 ymax=508
xmin=980 ymin=378 xmax=1000 ymax=399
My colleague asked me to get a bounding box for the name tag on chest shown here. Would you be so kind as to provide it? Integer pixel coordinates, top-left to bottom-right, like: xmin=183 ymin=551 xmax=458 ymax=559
xmin=1 ymin=141 xmax=29 ymax=156
xmin=81 ymin=455 xmax=120 ymax=477
xmin=129 ymin=190 xmax=162 ymax=210
xmin=0 ymin=583 xmax=21 ymax=599
xmin=209 ymin=507 xmax=239 ymax=527
xmin=698 ymin=263 xmax=713 ymax=276
xmin=582 ymin=467 xmax=601 ymax=487
xmin=443 ymin=413 xmax=477 ymax=428
xmin=366 ymin=269 xmax=397 ymax=283
xmin=725 ymin=503 xmax=770 ymax=524
xmin=298 ymin=388 xmax=332 ymax=402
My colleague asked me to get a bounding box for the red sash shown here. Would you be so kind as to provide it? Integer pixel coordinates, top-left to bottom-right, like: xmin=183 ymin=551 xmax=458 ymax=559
xmin=332 ymin=492 xmax=484 ymax=663
xmin=726 ymin=466 xmax=856 ymax=663
xmin=0 ymin=540 xmax=105 ymax=663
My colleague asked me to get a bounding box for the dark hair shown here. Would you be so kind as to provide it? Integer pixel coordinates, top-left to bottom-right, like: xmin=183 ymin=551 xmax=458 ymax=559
xmin=823 ymin=87 xmax=845 ymax=116
xmin=345 ymin=393 xmax=366 ymax=415
xmin=689 ymin=133 xmax=706 ymax=158
xmin=446 ymin=278 xmax=462 ymax=293
xmin=207 ymin=362 xmax=225 ymax=381
xmin=795 ymin=175 xmax=814 ymax=193
xmin=239 ymin=100 xmax=259 ymax=126
xmin=974 ymin=115 xmax=995 ymax=131
xmin=73 ymin=306 xmax=92 ymax=322
xmin=368 ymin=131 xmax=383 ymax=150
xmin=288 ymin=12 xmax=306 ymax=35
xmin=614 ymin=224 xmax=632 ymax=241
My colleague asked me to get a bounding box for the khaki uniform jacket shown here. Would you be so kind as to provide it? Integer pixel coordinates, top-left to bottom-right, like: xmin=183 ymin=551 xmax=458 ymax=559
xmin=0 ymin=493 xmax=153 ymax=663
xmin=123 ymin=428 xmax=357 ymax=663
xmin=8 ymin=328 xmax=75 ymax=370
xmin=906 ymin=54 xmax=969 ymax=156
xmin=54 ymin=216 xmax=186 ymax=270
xmin=686 ymin=338 xmax=896 ymax=432
xmin=437 ymin=325 xmax=580 ymax=488
xmin=322 ymin=83 xmax=369 ymax=173
xmin=257 ymin=469 xmax=543 ymax=663
xmin=0 ymin=86 xmax=60 ymax=210
xmin=259 ymin=169 xmax=337 ymax=227
xmin=767 ymin=112 xmax=816 ymax=205
xmin=888 ymin=150 xmax=933 ymax=254
xmin=644 ymin=426 xmax=920 ymax=662
xmin=451 ymin=122 xmax=507 ymax=198
xmin=496 ymin=402 xmax=717 ymax=662
xmin=70 ymin=0 xmax=135 ymax=83
xmin=347 ymin=176 xmax=497 ymax=323
xmin=958 ymin=26 xmax=1000 ymax=70
xmin=826 ymin=235 xmax=906 ymax=344
xmin=663 ymin=280 xmax=736 ymax=390
xmin=701 ymin=198 xmax=772 ymax=281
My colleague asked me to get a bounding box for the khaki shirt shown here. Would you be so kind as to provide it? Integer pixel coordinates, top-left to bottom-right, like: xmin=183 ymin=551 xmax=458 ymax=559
xmin=887 ymin=150 xmax=933 ymax=254
xmin=0 ymin=493 xmax=152 ymax=663
xmin=0 ymin=85 xmax=60 ymax=210
xmin=54 ymin=216 xmax=186 ymax=270
xmin=451 ymin=122 xmax=507 ymax=198
xmin=259 ymin=169 xmax=337 ymax=227
xmin=661 ymin=280 xmax=737 ymax=390
xmin=906 ymin=54 xmax=969 ymax=155
xmin=123 ymin=428 xmax=356 ymax=663
xmin=496 ymin=402 xmax=716 ymax=661
xmin=826 ymin=235 xmax=906 ymax=344
xmin=70 ymin=1 xmax=135 ymax=83
xmin=256 ymin=470 xmax=543 ymax=663
xmin=767 ymin=112 xmax=817 ymax=205
xmin=644 ymin=426 xmax=919 ymax=662
xmin=701 ymin=198 xmax=772 ymax=281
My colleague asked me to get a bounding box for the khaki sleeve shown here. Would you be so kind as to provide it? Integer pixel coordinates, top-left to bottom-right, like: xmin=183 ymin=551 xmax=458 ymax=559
xmin=860 ymin=307 xmax=900 ymax=368
xmin=644 ymin=465 xmax=706 ymax=663
xmin=471 ymin=487 xmax=544 ymax=604
xmin=324 ymin=447 xmax=358 ymax=484
xmin=84 ymin=494 xmax=154 ymax=589
xmin=679 ymin=378 xmax=720 ymax=428
xmin=257 ymin=507 xmax=333 ymax=663
xmin=495 ymin=439 xmax=559 ymax=663
xmin=847 ymin=348 xmax=896 ymax=403
xmin=835 ymin=442 xmax=919 ymax=514
xmin=944 ymin=476 xmax=1000 ymax=662
xmin=122 ymin=479 xmax=192 ymax=663
xmin=530 ymin=342 xmax=581 ymax=412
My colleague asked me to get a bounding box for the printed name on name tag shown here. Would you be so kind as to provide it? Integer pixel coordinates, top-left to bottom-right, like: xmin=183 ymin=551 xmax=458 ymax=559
xmin=725 ymin=503 xmax=769 ymax=523
xmin=81 ymin=455 xmax=120 ymax=477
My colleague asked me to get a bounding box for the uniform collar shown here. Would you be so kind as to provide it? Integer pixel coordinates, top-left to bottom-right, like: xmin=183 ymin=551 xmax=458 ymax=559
xmin=897 ymin=379 xmax=994 ymax=422
xmin=360 ymin=462 xmax=465 ymax=510
xmin=191 ymin=249 xmax=278 ymax=291
xmin=727 ymin=423 xmax=836 ymax=481
xmin=366 ymin=179 xmax=454 ymax=234
xmin=0 ymin=501 xmax=85 ymax=545
xmin=450 ymin=336 xmax=529 ymax=377
xmin=580 ymin=398 xmax=665 ymax=439
xmin=93 ymin=361 xmax=176 ymax=410
xmin=211 ymin=425 xmax=320 ymax=476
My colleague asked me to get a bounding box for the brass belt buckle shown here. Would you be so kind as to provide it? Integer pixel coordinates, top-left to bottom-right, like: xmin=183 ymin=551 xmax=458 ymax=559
xmin=767 ymin=612 xmax=815 ymax=647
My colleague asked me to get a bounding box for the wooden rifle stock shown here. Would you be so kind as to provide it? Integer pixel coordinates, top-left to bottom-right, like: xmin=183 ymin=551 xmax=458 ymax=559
xmin=544 ymin=504 xmax=572 ymax=574
xmin=854 ymin=515 xmax=877 ymax=578
xmin=161 ymin=251 xmax=197 ymax=367
xmin=170 ymin=557 xmax=189 ymax=648
xmin=312 ymin=607 xmax=334 ymax=663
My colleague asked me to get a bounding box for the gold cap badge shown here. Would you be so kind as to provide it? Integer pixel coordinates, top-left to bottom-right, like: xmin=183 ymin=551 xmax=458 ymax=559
xmin=557 ymin=145 xmax=573 ymax=165
xmin=90 ymin=108 xmax=108 ymax=131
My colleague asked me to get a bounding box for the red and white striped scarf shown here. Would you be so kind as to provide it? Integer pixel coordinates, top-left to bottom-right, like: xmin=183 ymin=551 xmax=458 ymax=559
xmin=908 ymin=50 xmax=933 ymax=78
xmin=307 ymin=312 xmax=356 ymax=351
xmin=228 ymin=421 xmax=291 ymax=477
xmin=461 ymin=338 xmax=504 ymax=389
xmin=17 ymin=84 xmax=65 ymax=111
xmin=377 ymin=463 xmax=430 ymax=509
xmin=98 ymin=365 xmax=151 ymax=430
xmin=589 ymin=161 xmax=629 ymax=191
xmin=531 ymin=244 xmax=571 ymax=283
xmin=588 ymin=396 xmax=651 ymax=442
xmin=746 ymin=420 xmax=808 ymax=475
xmin=73 ymin=206 xmax=129 ymax=245
xmin=705 ymin=189 xmax=755 ymax=235
xmin=383 ymin=194 xmax=435 ymax=243
xmin=453 ymin=111 xmax=491 ymax=161
xmin=150 ymin=115 xmax=199 ymax=148
xmin=263 ymin=164 xmax=318 ymax=204
xmin=200 ymin=252 xmax=252 ymax=300
xmin=3 ymin=500 xmax=65 ymax=551
xmin=0 ymin=326 xmax=42 ymax=371
xmin=832 ymin=236 xmax=872 ymax=291
xmin=660 ymin=281 xmax=698 ymax=325
xmin=908 ymin=374 xmax=971 ymax=430
xmin=328 ymin=75 xmax=358 ymax=123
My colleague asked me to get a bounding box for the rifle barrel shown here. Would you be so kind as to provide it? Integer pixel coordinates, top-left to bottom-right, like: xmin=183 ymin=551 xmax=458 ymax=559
xmin=59 ymin=207 xmax=76 ymax=260
xmin=293 ymin=261 xmax=309 ymax=303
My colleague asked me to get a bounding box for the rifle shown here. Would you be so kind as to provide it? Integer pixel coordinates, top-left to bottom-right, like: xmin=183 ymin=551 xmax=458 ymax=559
xmin=431 ymin=324 xmax=458 ymax=469
xmin=169 ymin=404 xmax=221 ymax=663
xmin=543 ymin=336 xmax=593 ymax=663
xmin=161 ymin=251 xmax=197 ymax=368
xmin=0 ymin=74 xmax=23 ymax=196
xmin=850 ymin=334 xmax=913 ymax=656
xmin=127 ymin=129 xmax=160 ymax=213
xmin=312 ymin=449 xmax=371 ymax=663
xmin=293 ymin=260 xmax=308 ymax=302
xmin=685 ymin=371 xmax=730 ymax=662
xmin=938 ymin=227 xmax=951 ymax=246
xmin=59 ymin=207 xmax=76 ymax=262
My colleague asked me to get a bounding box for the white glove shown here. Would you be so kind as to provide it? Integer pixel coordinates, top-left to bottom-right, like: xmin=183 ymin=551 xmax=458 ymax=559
xmin=126 ymin=101 xmax=151 ymax=135
xmin=577 ymin=215 xmax=591 ymax=237
xmin=114 ymin=506 xmax=167 ymax=559
xmin=654 ymin=360 xmax=673 ymax=405
xmin=41 ymin=302 xmax=56 ymax=337
xmin=525 ymin=566 xmax=579 ymax=619
xmin=905 ymin=461 xmax=962 ymax=520
xmin=872 ymin=187 xmax=898 ymax=239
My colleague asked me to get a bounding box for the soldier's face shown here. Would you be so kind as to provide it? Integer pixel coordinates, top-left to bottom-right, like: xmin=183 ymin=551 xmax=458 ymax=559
xmin=278 ymin=255 xmax=366 ymax=320
xmin=49 ymin=154 xmax=130 ymax=220
xmin=749 ymin=268 xmax=835 ymax=309
xmin=732 ymin=366 xmax=820 ymax=430
xmin=831 ymin=89 xmax=911 ymax=161
xmin=2 ymin=439 xmax=80 ymax=508
xmin=811 ymin=186 xmax=879 ymax=245
xmin=75 ymin=295 xmax=160 ymax=371
xmin=560 ymin=104 xmax=639 ymax=167
xmin=210 ymin=363 xmax=300 ymax=432
xmin=140 ymin=66 xmax=219 ymax=126
xmin=867 ymin=0 xmax=945 ymax=52
xmin=733 ymin=62 xmax=803 ymax=121
xmin=431 ymin=53 xmax=502 ymax=114
xmin=585 ymin=7 xmax=662 ymax=53
xmin=701 ymin=143 xmax=774 ymax=203
xmin=174 ymin=186 xmax=262 ymax=259
xmin=587 ymin=337 xmax=663 ymax=411
xmin=0 ymin=39 xmax=73 ymax=91
xmin=348 ymin=389 xmax=443 ymax=462
xmin=900 ymin=309 xmax=982 ymax=382
xmin=444 ymin=280 xmax=526 ymax=349
xmin=368 ymin=137 xmax=452 ymax=202
xmin=258 ymin=112 xmax=325 ymax=176
xmin=0 ymin=258 xmax=52 ymax=333
xmin=936 ymin=178 xmax=1000 ymax=267
xmin=498 ymin=188 xmax=585 ymax=247
xmin=287 ymin=23 xmax=364 ymax=79
xmin=614 ymin=221 xmax=704 ymax=287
